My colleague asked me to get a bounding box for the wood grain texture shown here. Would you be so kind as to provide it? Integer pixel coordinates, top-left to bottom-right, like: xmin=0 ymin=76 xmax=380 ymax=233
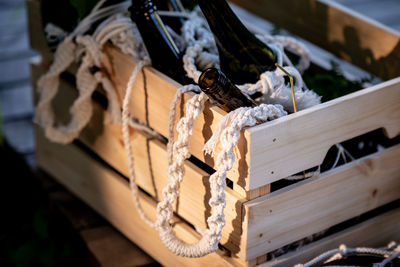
xmin=80 ymin=226 xmax=156 ymax=267
xmin=230 ymin=0 xmax=400 ymax=80
xmin=30 ymin=0 xmax=400 ymax=192
xmin=248 ymin=77 xmax=400 ymax=189
xmin=35 ymin=130 xmax=239 ymax=267
xmin=26 ymin=0 xmax=53 ymax=63
xmin=242 ymin=144 xmax=400 ymax=260
xmin=260 ymin=207 xmax=400 ymax=267
xmin=102 ymin=46 xmax=250 ymax=191
xmin=47 ymin=188 xmax=156 ymax=267
xmin=30 ymin=63 xmax=245 ymax=254
xmin=102 ymin=46 xmax=400 ymax=191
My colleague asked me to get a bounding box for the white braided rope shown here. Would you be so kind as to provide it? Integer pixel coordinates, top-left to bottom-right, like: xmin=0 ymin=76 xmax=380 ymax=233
xmin=36 ymin=3 xmax=355 ymax=258
xmin=34 ymin=3 xmax=146 ymax=144
xmin=295 ymin=243 xmax=400 ymax=267
xmin=121 ymin=60 xmax=155 ymax=227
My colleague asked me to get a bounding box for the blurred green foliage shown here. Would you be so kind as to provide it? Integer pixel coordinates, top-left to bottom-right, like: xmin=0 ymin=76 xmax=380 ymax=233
xmin=303 ymin=61 xmax=373 ymax=102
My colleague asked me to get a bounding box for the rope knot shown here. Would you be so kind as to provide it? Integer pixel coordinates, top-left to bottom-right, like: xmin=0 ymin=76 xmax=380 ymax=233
xmin=339 ymin=244 xmax=348 ymax=256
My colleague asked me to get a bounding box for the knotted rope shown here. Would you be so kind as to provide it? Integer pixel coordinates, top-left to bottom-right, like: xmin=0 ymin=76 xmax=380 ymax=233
xmin=35 ymin=1 xmax=360 ymax=258
xmin=295 ymin=243 xmax=400 ymax=267
xmin=35 ymin=2 xmax=144 ymax=144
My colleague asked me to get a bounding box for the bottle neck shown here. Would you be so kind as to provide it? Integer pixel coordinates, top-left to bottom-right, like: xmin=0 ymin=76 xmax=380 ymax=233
xmin=131 ymin=1 xmax=180 ymax=55
xmin=130 ymin=0 xmax=187 ymax=83
xmin=199 ymin=68 xmax=257 ymax=112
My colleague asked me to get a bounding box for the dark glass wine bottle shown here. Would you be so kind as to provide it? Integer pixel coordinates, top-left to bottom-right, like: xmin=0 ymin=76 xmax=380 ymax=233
xmin=198 ymin=68 xmax=257 ymax=112
xmin=152 ymin=0 xmax=186 ymax=33
xmin=130 ymin=0 xmax=188 ymax=84
xmin=197 ymin=0 xmax=276 ymax=84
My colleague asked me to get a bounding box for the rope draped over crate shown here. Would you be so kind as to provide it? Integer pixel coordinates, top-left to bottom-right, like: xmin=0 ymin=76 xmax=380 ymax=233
xmin=295 ymin=242 xmax=400 ymax=267
xmin=35 ymin=1 xmax=363 ymax=258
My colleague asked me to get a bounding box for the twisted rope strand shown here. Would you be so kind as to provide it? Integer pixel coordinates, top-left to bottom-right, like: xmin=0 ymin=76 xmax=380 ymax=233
xmin=295 ymin=244 xmax=400 ymax=267
xmin=36 ymin=4 xmax=362 ymax=258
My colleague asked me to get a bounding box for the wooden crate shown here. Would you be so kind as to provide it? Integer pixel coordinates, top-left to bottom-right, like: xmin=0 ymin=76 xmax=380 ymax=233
xmin=28 ymin=0 xmax=400 ymax=265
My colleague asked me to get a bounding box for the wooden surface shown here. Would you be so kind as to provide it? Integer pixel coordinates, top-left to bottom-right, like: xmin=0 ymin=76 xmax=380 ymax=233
xmin=102 ymin=46 xmax=249 ymax=190
xmin=242 ymin=144 xmax=400 ymax=260
xmin=26 ymin=0 xmax=52 ymax=63
xmin=81 ymin=226 xmax=156 ymax=267
xmin=230 ymin=0 xmax=400 ymax=80
xmin=35 ymin=130 xmax=239 ymax=267
xmin=102 ymin=46 xmax=400 ymax=191
xmin=231 ymin=3 xmax=375 ymax=82
xmin=36 ymin=130 xmax=400 ymax=265
xmin=43 ymin=182 xmax=157 ymax=267
xmin=27 ymin=0 xmax=400 ymax=192
xmin=261 ymin=206 xmax=400 ymax=267
xmin=248 ymin=77 xmax=400 ymax=189
xmin=30 ymin=63 xmax=245 ymax=254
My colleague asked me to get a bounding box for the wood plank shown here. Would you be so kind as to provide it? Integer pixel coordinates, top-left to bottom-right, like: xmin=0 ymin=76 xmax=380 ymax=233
xmin=260 ymin=207 xmax=400 ymax=267
xmin=80 ymin=226 xmax=156 ymax=267
xmin=242 ymin=144 xmax=400 ymax=260
xmin=30 ymin=63 xmax=245 ymax=254
xmin=248 ymin=77 xmax=400 ymax=189
xmin=234 ymin=184 xmax=271 ymax=201
xmin=230 ymin=0 xmax=400 ymax=80
xmin=102 ymin=46 xmax=250 ymax=190
xmin=26 ymin=0 xmax=53 ymax=64
xmin=35 ymin=129 xmax=239 ymax=267
xmin=31 ymin=2 xmax=400 ymax=192
xmin=103 ymin=46 xmax=400 ymax=191
xmin=231 ymin=3 xmax=376 ymax=82
xmin=46 ymin=187 xmax=157 ymax=266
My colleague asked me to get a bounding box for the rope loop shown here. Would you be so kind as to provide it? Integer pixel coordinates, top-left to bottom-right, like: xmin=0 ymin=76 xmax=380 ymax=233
xmin=35 ymin=2 xmax=355 ymax=258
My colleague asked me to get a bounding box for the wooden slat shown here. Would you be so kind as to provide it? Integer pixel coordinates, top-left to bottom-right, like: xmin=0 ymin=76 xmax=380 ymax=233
xmin=26 ymin=0 xmax=53 ymax=64
xmin=31 ymin=1 xmax=400 ymax=192
xmin=35 ymin=130 xmax=239 ymax=267
xmin=260 ymin=206 xmax=400 ymax=267
xmin=80 ymin=226 xmax=156 ymax=267
xmin=46 ymin=188 xmax=157 ymax=267
xmin=103 ymin=46 xmax=400 ymax=191
xmin=241 ymin=144 xmax=400 ymax=260
xmin=231 ymin=3 xmax=375 ymax=82
xmin=234 ymin=184 xmax=271 ymax=201
xmin=30 ymin=63 xmax=245 ymax=254
xmin=248 ymin=77 xmax=400 ymax=189
xmin=230 ymin=0 xmax=400 ymax=80
xmin=102 ymin=46 xmax=250 ymax=191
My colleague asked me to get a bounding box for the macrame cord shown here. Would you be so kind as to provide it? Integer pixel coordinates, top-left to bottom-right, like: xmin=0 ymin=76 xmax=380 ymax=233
xmin=35 ymin=2 xmax=364 ymax=258
xmin=295 ymin=242 xmax=400 ymax=267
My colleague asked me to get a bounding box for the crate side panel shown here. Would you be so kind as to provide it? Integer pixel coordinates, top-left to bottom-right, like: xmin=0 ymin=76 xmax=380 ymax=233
xmin=244 ymin=144 xmax=400 ymax=260
xmin=26 ymin=0 xmax=53 ymax=63
xmin=248 ymin=77 xmax=400 ymax=189
xmin=102 ymin=46 xmax=250 ymax=188
xmin=31 ymin=64 xmax=245 ymax=253
xmin=35 ymin=130 xmax=238 ymax=267
xmin=260 ymin=206 xmax=400 ymax=267
xmin=230 ymin=0 xmax=400 ymax=80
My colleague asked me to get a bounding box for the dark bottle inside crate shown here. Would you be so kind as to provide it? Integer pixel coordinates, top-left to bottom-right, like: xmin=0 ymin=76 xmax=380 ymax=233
xmin=153 ymin=0 xmax=186 ymax=33
xmin=130 ymin=0 xmax=188 ymax=84
xmin=197 ymin=0 xmax=276 ymax=84
xmin=198 ymin=68 xmax=257 ymax=112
